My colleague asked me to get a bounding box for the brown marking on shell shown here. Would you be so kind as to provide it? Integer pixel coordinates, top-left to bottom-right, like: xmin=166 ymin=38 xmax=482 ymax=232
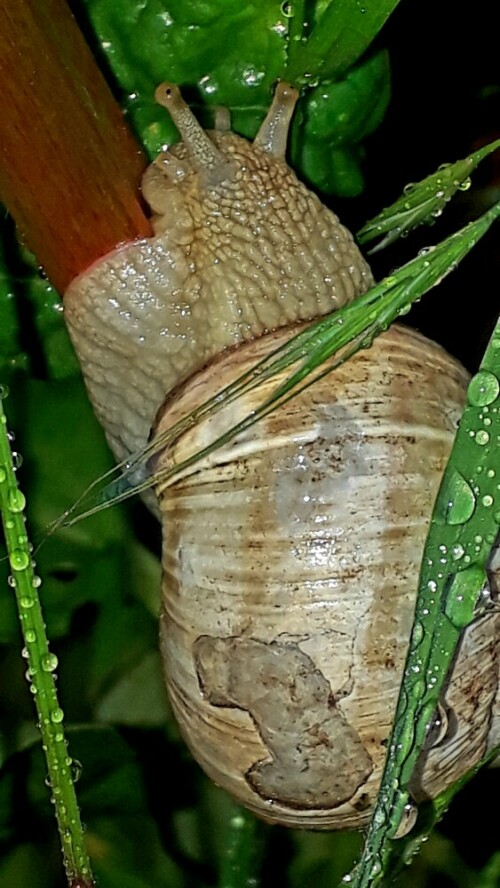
xmin=194 ymin=635 xmax=373 ymax=809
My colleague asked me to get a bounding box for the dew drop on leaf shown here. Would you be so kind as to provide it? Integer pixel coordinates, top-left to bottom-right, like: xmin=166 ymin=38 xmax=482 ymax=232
xmin=475 ymin=429 xmax=490 ymax=445
xmin=393 ymin=802 xmax=418 ymax=838
xmin=467 ymin=370 xmax=499 ymax=407
xmin=437 ymin=470 xmax=476 ymax=524
xmin=444 ymin=564 xmax=487 ymax=629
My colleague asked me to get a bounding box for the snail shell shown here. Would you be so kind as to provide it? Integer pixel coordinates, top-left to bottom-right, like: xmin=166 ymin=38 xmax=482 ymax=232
xmin=63 ymin=83 xmax=500 ymax=829
xmin=153 ymin=323 xmax=499 ymax=829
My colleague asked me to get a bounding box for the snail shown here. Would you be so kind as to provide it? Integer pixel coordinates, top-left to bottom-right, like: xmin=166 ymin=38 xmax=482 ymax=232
xmin=63 ymin=82 xmax=500 ymax=829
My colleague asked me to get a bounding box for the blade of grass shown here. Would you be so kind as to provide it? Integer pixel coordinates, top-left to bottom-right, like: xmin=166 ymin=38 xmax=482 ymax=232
xmin=345 ymin=316 xmax=500 ymax=887
xmin=0 ymin=388 xmax=95 ymax=888
xmin=357 ymin=139 xmax=500 ymax=252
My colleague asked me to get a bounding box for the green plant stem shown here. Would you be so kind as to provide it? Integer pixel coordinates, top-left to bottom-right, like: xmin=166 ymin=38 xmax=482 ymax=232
xmin=0 ymin=390 xmax=94 ymax=888
xmin=219 ymin=806 xmax=264 ymax=888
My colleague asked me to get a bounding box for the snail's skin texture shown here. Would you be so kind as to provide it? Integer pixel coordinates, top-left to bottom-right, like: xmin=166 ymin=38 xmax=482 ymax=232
xmin=154 ymin=324 xmax=500 ymax=830
xmin=64 ymin=83 xmax=372 ymax=462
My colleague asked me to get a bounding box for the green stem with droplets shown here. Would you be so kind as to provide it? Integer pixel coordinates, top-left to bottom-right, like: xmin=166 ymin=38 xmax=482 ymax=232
xmin=219 ymin=806 xmax=265 ymax=888
xmin=0 ymin=390 xmax=94 ymax=888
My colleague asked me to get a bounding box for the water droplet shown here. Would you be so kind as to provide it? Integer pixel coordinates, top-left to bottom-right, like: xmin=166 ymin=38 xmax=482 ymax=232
xmin=11 ymin=549 xmax=30 ymax=571
xmin=411 ymin=621 xmax=425 ymax=645
xmin=482 ymin=494 xmax=494 ymax=507
xmin=71 ymin=759 xmax=83 ymax=783
xmin=0 ymin=384 xmax=9 ymax=399
xmin=458 ymin=176 xmax=472 ymax=191
xmin=51 ymin=707 xmax=64 ymax=724
xmin=32 ymin=575 xmax=42 ymax=588
xmin=468 ymin=371 xmax=499 ymax=407
xmin=11 ymin=451 xmax=23 ymax=470
xmin=0 ymin=466 xmax=6 ymax=483
xmin=7 ymin=488 xmax=26 ymax=513
xmin=42 ymin=653 xmax=59 ymax=673
xmin=452 ymin=543 xmax=465 ymax=561
xmin=25 ymin=629 xmax=36 ymax=643
xmin=7 ymin=575 xmax=16 ymax=588
xmin=393 ymin=802 xmax=418 ymax=838
xmin=437 ymin=471 xmax=476 ymax=524
xmin=280 ymin=1 xmax=294 ymax=15
xmin=444 ymin=564 xmax=487 ymax=629
xmin=19 ymin=596 xmax=34 ymax=609
xmin=426 ymin=702 xmax=449 ymax=748
xmin=475 ymin=429 xmax=490 ymax=446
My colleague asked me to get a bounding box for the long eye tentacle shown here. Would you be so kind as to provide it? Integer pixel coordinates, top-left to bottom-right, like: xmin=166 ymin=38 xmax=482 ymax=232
xmin=253 ymin=81 xmax=300 ymax=158
xmin=155 ymin=82 xmax=235 ymax=186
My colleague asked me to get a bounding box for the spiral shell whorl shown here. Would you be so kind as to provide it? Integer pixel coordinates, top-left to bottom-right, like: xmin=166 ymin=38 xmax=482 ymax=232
xmin=154 ymin=324 xmax=499 ymax=829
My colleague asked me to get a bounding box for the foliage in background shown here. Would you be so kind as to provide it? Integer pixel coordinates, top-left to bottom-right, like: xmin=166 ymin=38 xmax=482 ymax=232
xmin=1 ymin=1 xmax=500 ymax=886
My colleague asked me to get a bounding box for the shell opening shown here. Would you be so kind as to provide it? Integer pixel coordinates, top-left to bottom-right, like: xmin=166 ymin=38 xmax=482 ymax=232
xmin=155 ymin=82 xmax=235 ymax=187
xmin=253 ymin=81 xmax=299 ymax=158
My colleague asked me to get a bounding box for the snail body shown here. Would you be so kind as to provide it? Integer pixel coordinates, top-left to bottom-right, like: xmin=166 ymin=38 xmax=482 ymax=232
xmin=64 ymin=83 xmax=500 ymax=829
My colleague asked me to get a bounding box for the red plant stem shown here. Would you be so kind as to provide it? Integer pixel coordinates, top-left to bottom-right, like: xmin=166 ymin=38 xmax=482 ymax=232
xmin=0 ymin=0 xmax=152 ymax=293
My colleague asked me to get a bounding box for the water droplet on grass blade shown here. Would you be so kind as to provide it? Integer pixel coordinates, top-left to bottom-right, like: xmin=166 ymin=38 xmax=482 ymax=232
xmin=393 ymin=802 xmax=418 ymax=838
xmin=7 ymin=488 xmax=26 ymax=513
xmin=468 ymin=371 xmax=499 ymax=407
xmin=436 ymin=471 xmax=476 ymax=524
xmin=475 ymin=429 xmax=490 ymax=446
xmin=42 ymin=653 xmax=58 ymax=673
xmin=11 ymin=549 xmax=30 ymax=571
xmin=444 ymin=564 xmax=488 ymax=629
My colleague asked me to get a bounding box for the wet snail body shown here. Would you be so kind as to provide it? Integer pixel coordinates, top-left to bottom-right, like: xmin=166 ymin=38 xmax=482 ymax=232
xmin=64 ymin=83 xmax=500 ymax=829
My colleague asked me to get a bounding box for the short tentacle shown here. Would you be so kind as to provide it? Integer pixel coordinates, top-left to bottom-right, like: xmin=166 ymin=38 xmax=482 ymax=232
xmin=154 ymin=151 xmax=188 ymax=183
xmin=214 ymin=106 xmax=231 ymax=132
xmin=155 ymin=82 xmax=235 ymax=186
xmin=253 ymin=82 xmax=299 ymax=158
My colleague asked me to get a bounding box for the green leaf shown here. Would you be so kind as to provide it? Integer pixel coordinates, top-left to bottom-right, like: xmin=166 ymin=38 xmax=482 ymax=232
xmin=284 ymin=0 xmax=401 ymax=85
xmin=81 ymin=0 xmax=393 ymax=195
